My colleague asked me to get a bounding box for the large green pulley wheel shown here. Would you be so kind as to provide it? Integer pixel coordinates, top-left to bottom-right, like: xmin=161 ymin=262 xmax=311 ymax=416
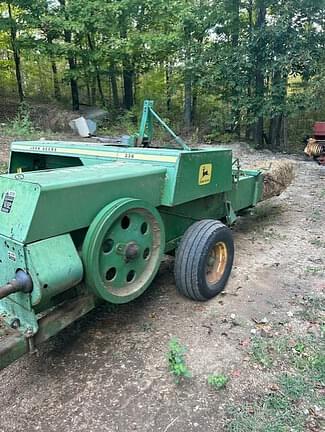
xmin=82 ymin=198 xmax=165 ymax=304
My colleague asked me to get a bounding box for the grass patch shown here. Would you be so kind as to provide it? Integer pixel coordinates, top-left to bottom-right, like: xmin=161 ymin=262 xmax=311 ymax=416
xmin=250 ymin=332 xmax=324 ymax=373
xmin=229 ymin=284 xmax=324 ymax=431
xmin=227 ymin=399 xmax=306 ymax=432
xmin=250 ymin=336 xmax=289 ymax=368
xmin=250 ymin=337 xmax=274 ymax=367
xmin=310 ymin=209 xmax=322 ymax=222
xmin=309 ymin=238 xmax=325 ymax=248
xmin=309 ymin=353 xmax=325 ymax=385
xmin=279 ymin=373 xmax=310 ymax=400
xmin=227 ymin=371 xmax=317 ymax=431
xmin=298 ymin=294 xmax=325 ymax=323
xmin=305 ymin=266 xmax=324 ymax=275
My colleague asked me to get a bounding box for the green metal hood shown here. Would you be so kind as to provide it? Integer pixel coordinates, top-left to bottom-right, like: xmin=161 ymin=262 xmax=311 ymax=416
xmin=0 ymin=162 xmax=166 ymax=243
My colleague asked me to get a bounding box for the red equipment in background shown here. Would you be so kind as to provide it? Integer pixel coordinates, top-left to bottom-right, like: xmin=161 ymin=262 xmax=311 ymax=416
xmin=304 ymin=122 xmax=325 ymax=165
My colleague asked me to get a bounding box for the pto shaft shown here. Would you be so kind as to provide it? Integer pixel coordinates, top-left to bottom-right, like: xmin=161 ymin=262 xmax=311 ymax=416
xmin=0 ymin=270 xmax=33 ymax=300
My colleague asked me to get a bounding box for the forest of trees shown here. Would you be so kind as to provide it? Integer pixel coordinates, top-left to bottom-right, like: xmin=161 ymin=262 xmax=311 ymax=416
xmin=0 ymin=0 xmax=325 ymax=150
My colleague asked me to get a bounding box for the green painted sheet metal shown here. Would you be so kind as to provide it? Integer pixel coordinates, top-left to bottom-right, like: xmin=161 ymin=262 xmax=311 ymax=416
xmin=0 ymin=237 xmax=38 ymax=334
xmin=33 ymin=294 xmax=95 ymax=346
xmin=0 ymin=162 xmax=166 ymax=243
xmin=170 ymin=149 xmax=232 ymax=205
xmin=26 ymin=234 xmax=83 ymax=307
xmin=0 ymin=330 xmax=28 ymax=369
xmin=4 ymin=141 xmax=262 ymax=250
xmin=227 ymin=172 xmax=263 ymax=211
xmin=160 ymin=194 xmax=226 ymax=250
xmin=0 ymin=178 xmax=40 ymax=241
xmin=161 ymin=171 xmax=262 ymax=250
xmin=10 ymin=141 xmax=181 ymax=166
xmin=0 ymin=294 xmax=95 ymax=370
xmin=10 ymin=141 xmax=233 ymax=206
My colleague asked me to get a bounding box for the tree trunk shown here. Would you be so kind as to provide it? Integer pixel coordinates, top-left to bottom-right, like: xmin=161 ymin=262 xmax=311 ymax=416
xmin=232 ymin=0 xmax=240 ymax=137
xmin=192 ymin=86 xmax=197 ymax=125
xmin=282 ymin=116 xmax=288 ymax=151
xmin=59 ymin=0 xmax=79 ymax=111
xmin=46 ymin=34 xmax=61 ymax=101
xmin=96 ymin=73 xmax=105 ymax=107
xmin=253 ymin=2 xmax=266 ymax=147
xmin=86 ymin=81 xmax=91 ymax=105
xmin=90 ymin=76 xmax=96 ymax=105
xmin=119 ymin=15 xmax=134 ymax=110
xmin=269 ymin=115 xmax=283 ymax=150
xmin=133 ymin=71 xmax=139 ymax=105
xmin=245 ymin=0 xmax=253 ymax=141
xmin=51 ymin=60 xmax=61 ymax=101
xmin=123 ymin=62 xmax=134 ymax=110
xmin=7 ymin=2 xmax=24 ymax=102
xmin=254 ymin=117 xmax=264 ymax=146
xmin=166 ymin=62 xmax=172 ymax=113
xmin=87 ymin=34 xmax=105 ymax=106
xmin=109 ymin=65 xmax=119 ymax=109
xmin=268 ymin=70 xmax=288 ymax=150
xmin=68 ymin=57 xmax=79 ymax=111
xmin=184 ymin=56 xmax=192 ymax=131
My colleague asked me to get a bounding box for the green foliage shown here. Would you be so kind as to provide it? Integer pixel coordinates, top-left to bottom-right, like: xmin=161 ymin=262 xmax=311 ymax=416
xmin=250 ymin=337 xmax=279 ymax=368
xmin=310 ymin=354 xmax=325 ymax=384
xmin=279 ymin=374 xmax=309 ymax=400
xmin=3 ymin=102 xmax=35 ymax=137
xmin=230 ymin=274 xmax=324 ymax=431
xmin=0 ymin=0 xmax=325 ymax=149
xmin=167 ymin=338 xmax=191 ymax=382
xmin=227 ymin=400 xmax=306 ymax=432
xmin=229 ymin=340 xmax=324 ymax=431
xmin=98 ymin=110 xmax=138 ymax=136
xmin=298 ymin=294 xmax=325 ymax=323
xmin=207 ymin=373 xmax=229 ymax=390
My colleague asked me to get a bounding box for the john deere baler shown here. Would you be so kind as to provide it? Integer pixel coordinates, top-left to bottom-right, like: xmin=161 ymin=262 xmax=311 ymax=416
xmin=0 ymin=101 xmax=263 ymax=369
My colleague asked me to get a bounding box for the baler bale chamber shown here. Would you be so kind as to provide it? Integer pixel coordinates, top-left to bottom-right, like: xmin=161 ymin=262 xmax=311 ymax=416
xmin=0 ymin=101 xmax=266 ymax=369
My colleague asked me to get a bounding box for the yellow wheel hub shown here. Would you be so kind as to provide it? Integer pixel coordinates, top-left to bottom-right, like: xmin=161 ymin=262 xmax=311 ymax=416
xmin=206 ymin=242 xmax=228 ymax=285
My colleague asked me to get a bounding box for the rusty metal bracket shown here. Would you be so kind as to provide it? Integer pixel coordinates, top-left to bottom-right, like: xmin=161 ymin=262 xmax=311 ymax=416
xmin=0 ymin=294 xmax=95 ymax=370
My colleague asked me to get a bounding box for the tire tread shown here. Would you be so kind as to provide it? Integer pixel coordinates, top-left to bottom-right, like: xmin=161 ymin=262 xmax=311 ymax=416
xmin=175 ymin=219 xmax=233 ymax=301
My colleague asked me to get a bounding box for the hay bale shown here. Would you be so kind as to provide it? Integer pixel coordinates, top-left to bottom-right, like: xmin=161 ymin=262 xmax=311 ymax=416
xmin=247 ymin=160 xmax=295 ymax=200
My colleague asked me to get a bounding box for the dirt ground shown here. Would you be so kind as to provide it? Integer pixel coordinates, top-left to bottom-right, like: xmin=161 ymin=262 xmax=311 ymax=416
xmin=0 ymin=138 xmax=324 ymax=431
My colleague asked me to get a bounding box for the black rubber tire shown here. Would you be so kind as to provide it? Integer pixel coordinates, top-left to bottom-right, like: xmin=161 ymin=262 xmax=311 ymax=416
xmin=174 ymin=219 xmax=234 ymax=301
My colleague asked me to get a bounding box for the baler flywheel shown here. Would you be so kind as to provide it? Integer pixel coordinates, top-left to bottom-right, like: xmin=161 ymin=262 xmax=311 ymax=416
xmin=82 ymin=198 xmax=165 ymax=304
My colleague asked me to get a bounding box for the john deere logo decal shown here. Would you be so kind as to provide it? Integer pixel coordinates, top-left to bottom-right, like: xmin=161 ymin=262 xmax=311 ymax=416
xmin=198 ymin=164 xmax=212 ymax=185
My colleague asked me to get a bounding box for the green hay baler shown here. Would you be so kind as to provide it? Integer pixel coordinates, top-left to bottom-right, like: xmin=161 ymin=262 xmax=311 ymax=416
xmin=0 ymin=101 xmax=263 ymax=369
